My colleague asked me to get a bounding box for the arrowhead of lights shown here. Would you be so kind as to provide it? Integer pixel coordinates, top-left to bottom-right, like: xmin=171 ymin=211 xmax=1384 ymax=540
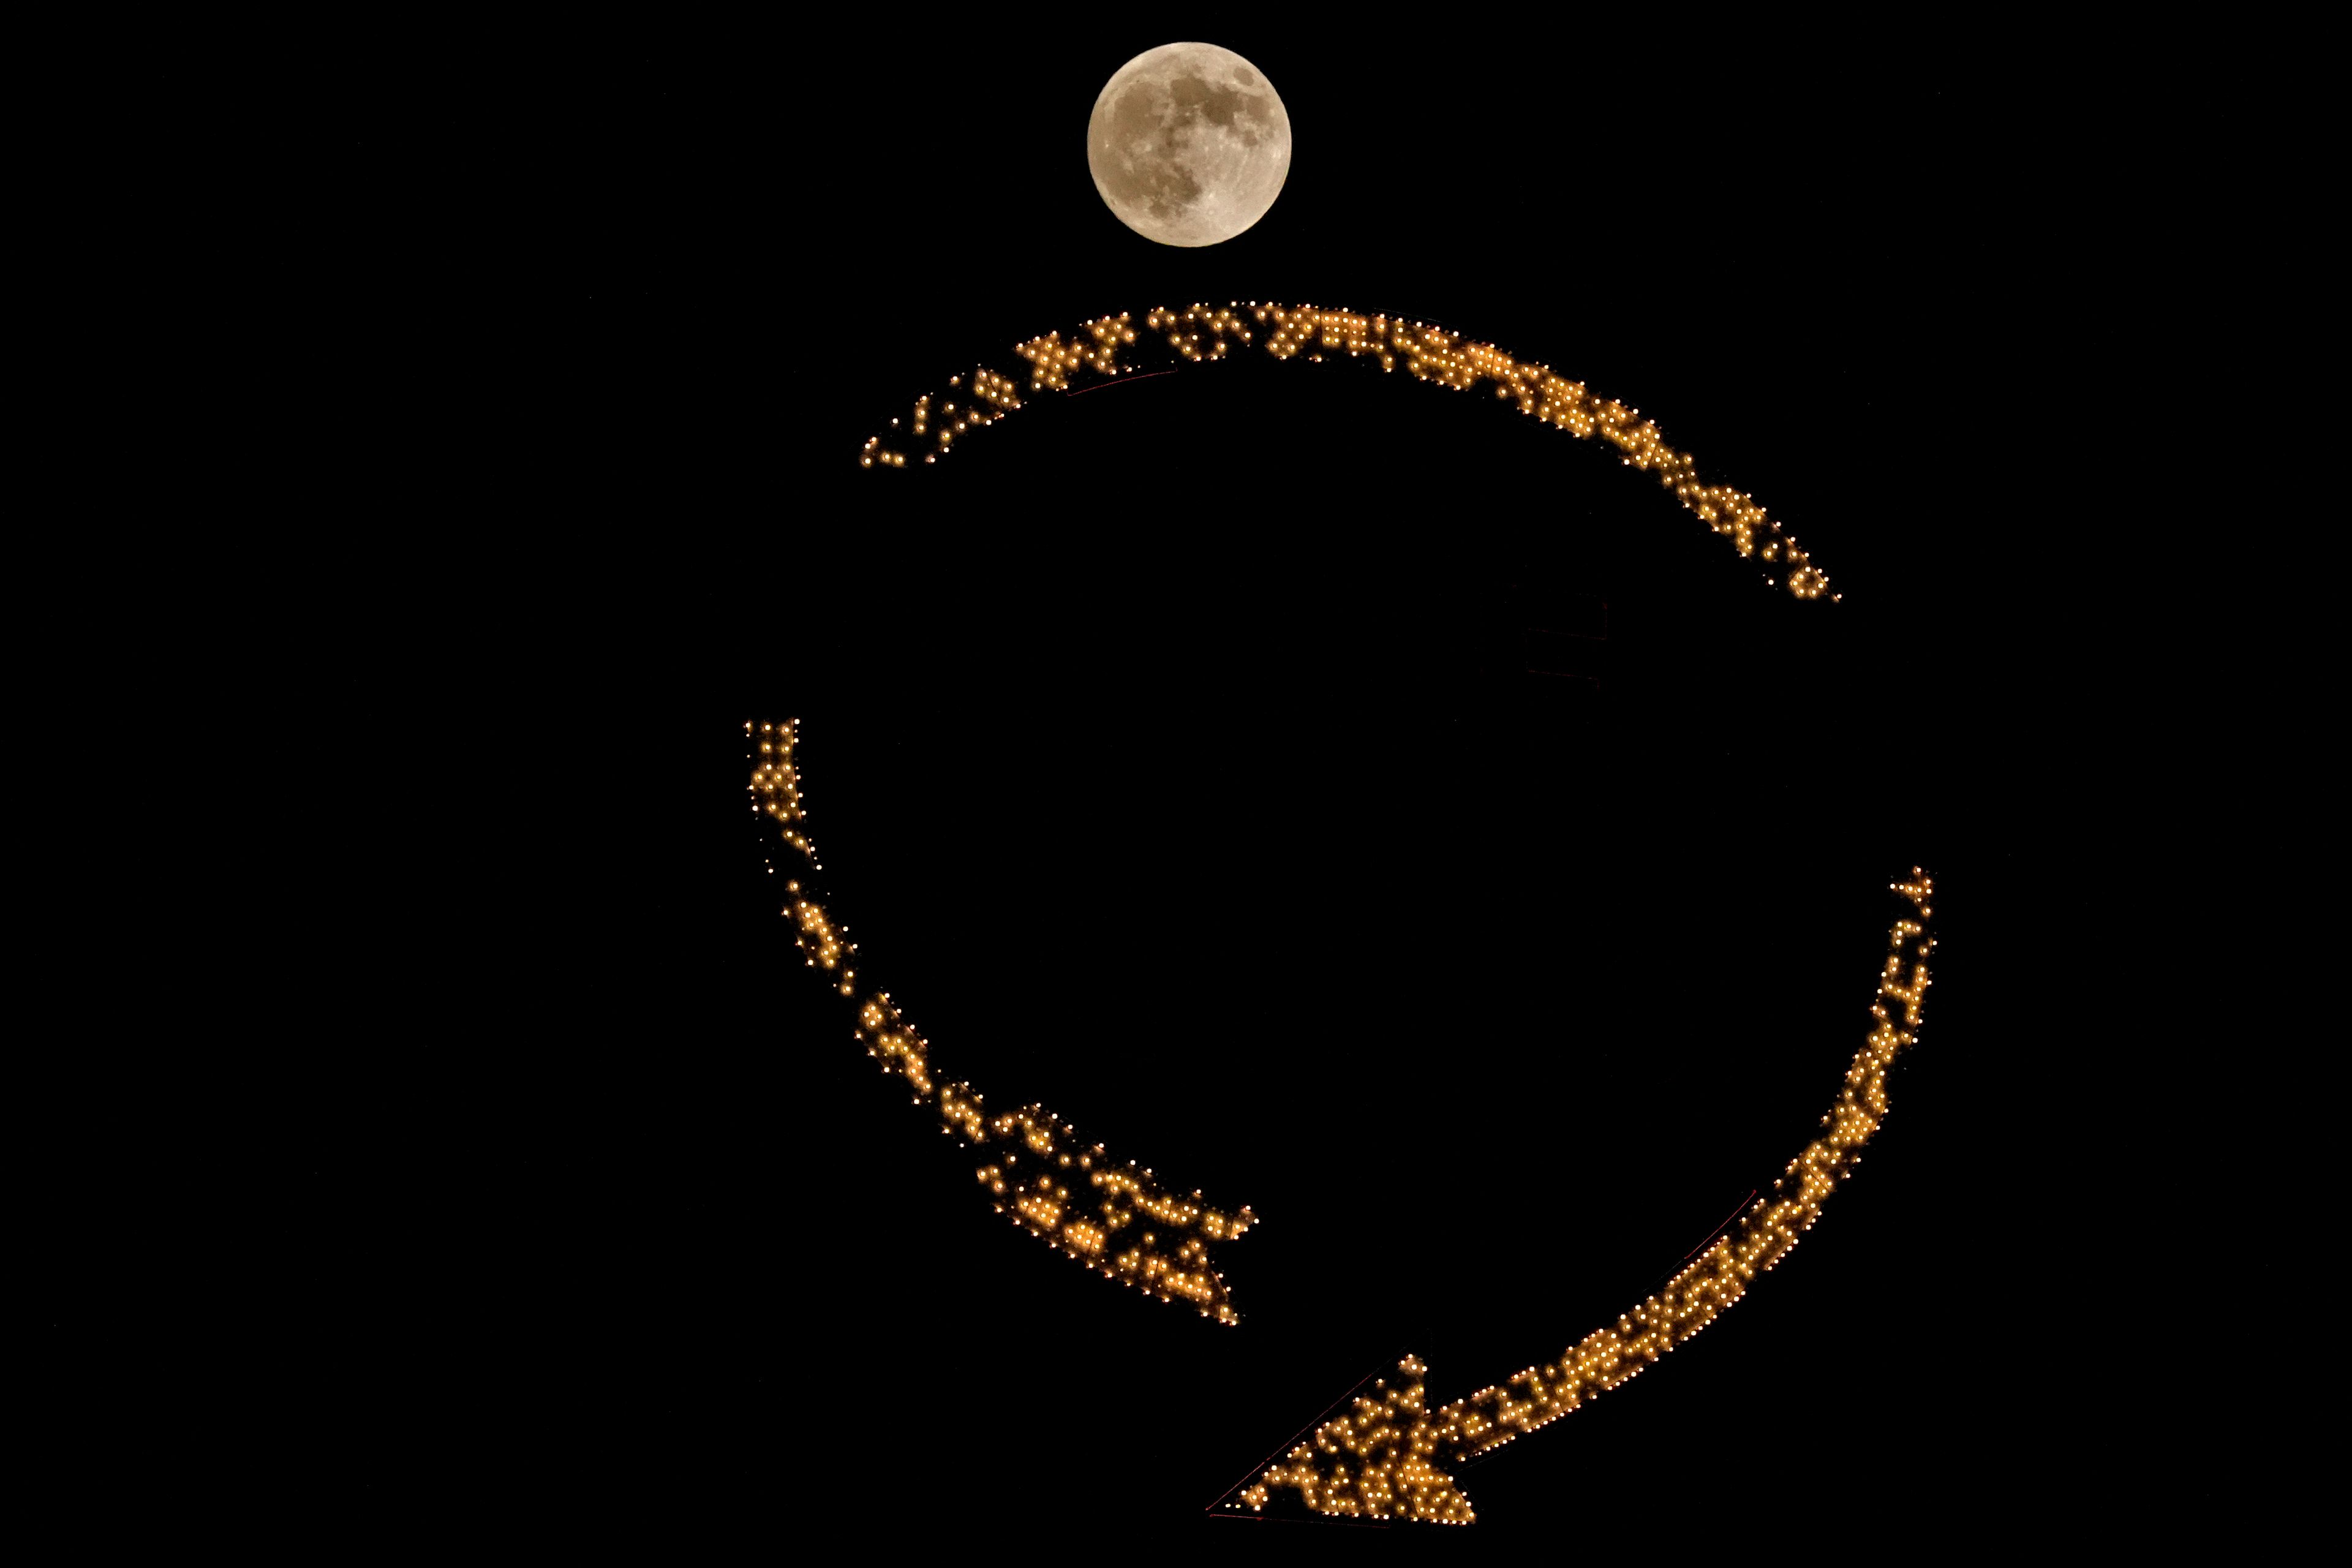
xmin=1226 ymin=1355 xmax=1476 ymax=1525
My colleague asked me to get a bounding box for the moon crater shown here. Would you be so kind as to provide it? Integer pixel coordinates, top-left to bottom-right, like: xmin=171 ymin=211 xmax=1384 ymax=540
xmin=1088 ymin=42 xmax=1291 ymax=247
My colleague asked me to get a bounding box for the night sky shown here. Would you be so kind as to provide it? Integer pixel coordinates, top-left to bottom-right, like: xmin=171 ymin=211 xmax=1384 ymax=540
xmin=218 ymin=20 xmax=2267 ymax=1551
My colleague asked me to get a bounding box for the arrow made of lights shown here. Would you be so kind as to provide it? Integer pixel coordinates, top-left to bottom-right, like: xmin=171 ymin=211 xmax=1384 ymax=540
xmin=750 ymin=720 xmax=1257 ymax=1322
xmin=1216 ymin=872 xmax=1937 ymax=1523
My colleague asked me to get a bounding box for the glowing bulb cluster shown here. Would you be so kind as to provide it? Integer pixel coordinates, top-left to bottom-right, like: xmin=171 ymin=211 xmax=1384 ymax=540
xmin=749 ymin=718 xmax=1255 ymax=1323
xmin=1235 ymin=872 xmax=1937 ymax=1523
xmin=859 ymin=300 xmax=1833 ymax=600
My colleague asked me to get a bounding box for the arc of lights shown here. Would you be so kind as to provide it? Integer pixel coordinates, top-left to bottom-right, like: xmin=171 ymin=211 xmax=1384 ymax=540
xmin=860 ymin=301 xmax=1836 ymax=604
xmin=750 ymin=720 xmax=1257 ymax=1322
xmin=1213 ymin=873 xmax=1937 ymax=1525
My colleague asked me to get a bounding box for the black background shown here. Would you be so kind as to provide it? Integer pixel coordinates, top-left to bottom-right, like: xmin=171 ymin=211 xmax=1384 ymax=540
xmin=165 ymin=17 xmax=2278 ymax=1553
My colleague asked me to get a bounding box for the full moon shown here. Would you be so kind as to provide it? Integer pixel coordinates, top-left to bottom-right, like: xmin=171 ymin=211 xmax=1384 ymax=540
xmin=1087 ymin=42 xmax=1291 ymax=247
